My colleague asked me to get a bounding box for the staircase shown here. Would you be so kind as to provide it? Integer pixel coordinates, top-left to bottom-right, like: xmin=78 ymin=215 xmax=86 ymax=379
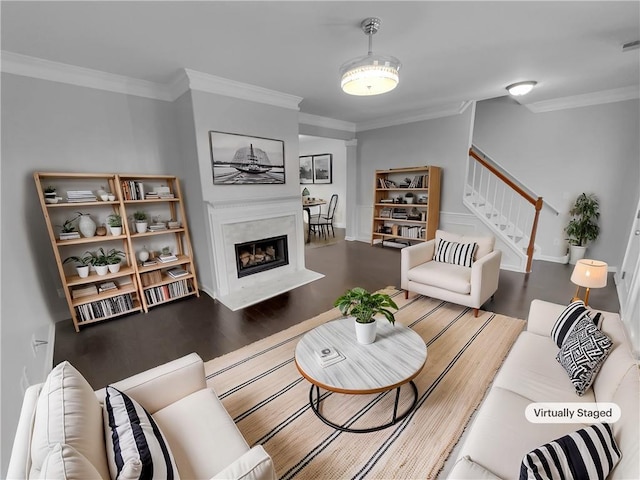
xmin=464 ymin=146 xmax=546 ymax=273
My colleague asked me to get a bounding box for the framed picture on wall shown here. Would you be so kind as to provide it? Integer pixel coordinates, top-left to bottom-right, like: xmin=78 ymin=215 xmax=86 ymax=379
xmin=209 ymin=131 xmax=285 ymax=185
xmin=299 ymin=153 xmax=333 ymax=184
xmin=312 ymin=154 xmax=332 ymax=184
xmin=299 ymin=155 xmax=313 ymax=184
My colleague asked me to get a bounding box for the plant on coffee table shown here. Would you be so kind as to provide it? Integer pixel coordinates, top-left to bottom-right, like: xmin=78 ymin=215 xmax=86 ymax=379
xmin=334 ymin=287 xmax=397 ymax=325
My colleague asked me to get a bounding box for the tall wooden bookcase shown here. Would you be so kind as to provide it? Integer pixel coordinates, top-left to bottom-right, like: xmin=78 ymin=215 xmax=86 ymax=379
xmin=371 ymin=166 xmax=441 ymax=247
xmin=34 ymin=172 xmax=199 ymax=332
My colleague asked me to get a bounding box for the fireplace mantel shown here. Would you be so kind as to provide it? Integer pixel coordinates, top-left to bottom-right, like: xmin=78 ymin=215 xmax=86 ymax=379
xmin=206 ymin=196 xmax=323 ymax=310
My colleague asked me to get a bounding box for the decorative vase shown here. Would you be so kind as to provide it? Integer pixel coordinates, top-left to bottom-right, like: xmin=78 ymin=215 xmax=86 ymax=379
xmin=138 ymin=247 xmax=150 ymax=263
xmin=110 ymin=226 xmax=122 ymax=236
xmin=108 ymin=263 xmax=121 ymax=274
xmin=135 ymin=221 xmax=148 ymax=234
xmin=354 ymin=318 xmax=377 ymax=345
xmin=76 ymin=266 xmax=90 ymax=278
xmin=78 ymin=214 xmax=96 ymax=238
xmin=95 ymin=265 xmax=109 ymax=276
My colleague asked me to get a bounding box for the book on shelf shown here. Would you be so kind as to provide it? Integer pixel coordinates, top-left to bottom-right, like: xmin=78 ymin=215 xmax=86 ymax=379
xmin=98 ymin=281 xmax=117 ymax=292
xmin=71 ymin=285 xmax=98 ymax=299
xmin=167 ymin=267 xmax=189 ymax=279
xmin=140 ymin=270 xmax=162 ymax=287
xmin=148 ymin=223 xmax=167 ymax=231
xmin=315 ymin=347 xmax=345 ymax=367
xmin=59 ymin=232 xmax=81 ymax=240
xmin=142 ymin=260 xmax=158 ymax=267
xmin=158 ymin=254 xmax=178 ymax=263
xmin=65 ymin=190 xmax=97 ymax=202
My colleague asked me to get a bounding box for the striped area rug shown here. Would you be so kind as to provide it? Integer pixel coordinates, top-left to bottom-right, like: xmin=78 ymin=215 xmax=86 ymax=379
xmin=204 ymin=288 xmax=525 ymax=479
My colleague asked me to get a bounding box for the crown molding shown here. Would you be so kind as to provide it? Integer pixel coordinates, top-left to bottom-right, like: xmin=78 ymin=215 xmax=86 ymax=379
xmin=298 ymin=112 xmax=357 ymax=133
xmin=524 ymin=86 xmax=639 ymax=113
xmin=183 ymin=68 xmax=302 ymax=111
xmin=0 ymin=51 xmax=173 ymax=101
xmin=356 ymin=100 xmax=473 ymax=132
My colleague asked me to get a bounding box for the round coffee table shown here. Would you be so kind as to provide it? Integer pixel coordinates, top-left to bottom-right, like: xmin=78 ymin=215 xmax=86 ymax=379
xmin=294 ymin=317 xmax=427 ymax=433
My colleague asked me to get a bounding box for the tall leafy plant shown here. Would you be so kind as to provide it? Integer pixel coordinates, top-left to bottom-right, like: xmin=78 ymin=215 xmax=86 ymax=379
xmin=565 ymin=193 xmax=600 ymax=246
xmin=334 ymin=287 xmax=398 ymax=324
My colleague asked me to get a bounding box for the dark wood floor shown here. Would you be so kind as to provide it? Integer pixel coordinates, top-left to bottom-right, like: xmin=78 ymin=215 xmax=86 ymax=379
xmin=54 ymin=236 xmax=620 ymax=390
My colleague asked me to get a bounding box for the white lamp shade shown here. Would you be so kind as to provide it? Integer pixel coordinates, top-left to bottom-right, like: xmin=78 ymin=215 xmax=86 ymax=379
xmin=340 ymin=55 xmax=401 ymax=96
xmin=571 ymin=259 xmax=608 ymax=289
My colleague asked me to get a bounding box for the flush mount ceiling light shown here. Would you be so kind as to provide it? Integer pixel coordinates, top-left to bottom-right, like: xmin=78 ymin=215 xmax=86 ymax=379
xmin=339 ymin=17 xmax=401 ymax=96
xmin=506 ymin=81 xmax=538 ymax=96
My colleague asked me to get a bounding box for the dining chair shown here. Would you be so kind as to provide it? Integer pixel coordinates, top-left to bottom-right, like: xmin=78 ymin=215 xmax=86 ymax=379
xmin=310 ymin=194 xmax=338 ymax=239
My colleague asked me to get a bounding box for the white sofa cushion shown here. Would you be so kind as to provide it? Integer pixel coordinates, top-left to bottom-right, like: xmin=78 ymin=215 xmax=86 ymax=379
xmin=448 ymin=456 xmax=501 ymax=479
xmin=30 ymin=361 xmax=109 ymax=480
xmin=407 ymin=261 xmax=471 ymax=294
xmin=520 ymin=423 xmax=621 ymax=480
xmin=37 ymin=443 xmax=103 ymax=480
xmin=103 ymin=386 xmax=180 ymax=479
xmin=492 ymin=332 xmax=596 ymax=403
xmin=152 ymin=388 xmax=250 ymax=480
xmin=436 ymin=230 xmax=495 ymax=260
xmin=210 ymin=445 xmax=276 ymax=480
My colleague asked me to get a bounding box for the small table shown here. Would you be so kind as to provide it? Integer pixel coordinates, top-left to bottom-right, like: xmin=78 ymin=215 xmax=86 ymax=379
xmin=302 ymin=199 xmax=326 ymax=243
xmin=294 ymin=318 xmax=427 ymax=433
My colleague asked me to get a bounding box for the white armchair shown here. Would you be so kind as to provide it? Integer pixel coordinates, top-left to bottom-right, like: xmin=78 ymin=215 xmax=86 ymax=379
xmin=401 ymin=230 xmax=501 ymax=316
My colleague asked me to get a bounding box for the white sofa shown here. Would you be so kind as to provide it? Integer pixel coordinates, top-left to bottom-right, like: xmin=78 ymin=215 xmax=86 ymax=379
xmin=448 ymin=300 xmax=639 ymax=479
xmin=401 ymin=230 xmax=502 ymax=316
xmin=8 ymin=352 xmax=276 ymax=480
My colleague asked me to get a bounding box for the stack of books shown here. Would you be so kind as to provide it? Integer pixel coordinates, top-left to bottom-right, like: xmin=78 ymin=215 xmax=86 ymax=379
xmin=167 ymin=267 xmax=189 ymax=279
xmin=98 ymin=281 xmax=117 ymax=293
xmin=71 ymin=284 xmax=98 ymax=299
xmin=59 ymin=232 xmax=80 ymax=240
xmin=66 ymin=190 xmax=97 ymax=202
xmin=153 ymin=186 xmax=175 ymax=199
xmin=148 ymin=223 xmax=167 ymax=232
xmin=158 ymin=253 xmax=178 ymax=263
xmin=315 ymin=347 xmax=345 ymax=367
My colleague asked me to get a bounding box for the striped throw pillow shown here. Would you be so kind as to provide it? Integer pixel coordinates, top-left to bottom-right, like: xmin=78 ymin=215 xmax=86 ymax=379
xmin=433 ymin=239 xmax=477 ymax=267
xmin=550 ymin=300 xmax=590 ymax=347
xmin=520 ymin=423 xmax=621 ymax=480
xmin=103 ymin=386 xmax=180 ymax=480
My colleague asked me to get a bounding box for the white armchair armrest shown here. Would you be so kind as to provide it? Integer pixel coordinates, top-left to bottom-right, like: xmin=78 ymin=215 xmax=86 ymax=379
xmin=210 ymin=445 xmax=276 ymax=480
xmin=401 ymin=240 xmax=436 ymax=290
xmin=469 ymin=249 xmax=502 ymax=305
xmin=526 ymin=299 xmax=567 ymax=336
xmin=95 ymin=352 xmax=207 ymax=414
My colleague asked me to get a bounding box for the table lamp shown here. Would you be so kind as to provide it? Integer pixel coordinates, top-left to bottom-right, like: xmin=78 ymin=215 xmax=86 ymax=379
xmin=570 ymin=259 xmax=608 ymax=306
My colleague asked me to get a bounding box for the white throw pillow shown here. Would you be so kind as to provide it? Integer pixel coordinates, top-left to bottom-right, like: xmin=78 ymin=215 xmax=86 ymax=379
xmin=37 ymin=443 xmax=104 ymax=480
xmin=30 ymin=361 xmax=110 ymax=479
xmin=103 ymin=386 xmax=180 ymax=480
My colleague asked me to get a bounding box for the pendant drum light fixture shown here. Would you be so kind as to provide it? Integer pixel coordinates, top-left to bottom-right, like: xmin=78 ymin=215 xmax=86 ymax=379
xmin=340 ymin=17 xmax=401 ymax=96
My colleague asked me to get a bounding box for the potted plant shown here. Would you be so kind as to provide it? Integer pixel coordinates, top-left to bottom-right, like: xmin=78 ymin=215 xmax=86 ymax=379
xmin=334 ymin=287 xmax=398 ymax=344
xmin=107 ymin=213 xmax=123 ymax=236
xmin=44 ymin=185 xmax=58 ymax=203
xmin=88 ymin=248 xmax=110 ymax=276
xmin=63 ymin=252 xmax=94 ymax=278
xmin=404 ymin=192 xmax=415 ymax=204
xmin=565 ymin=193 xmax=600 ymax=264
xmin=133 ymin=211 xmax=148 ymax=234
xmin=102 ymin=247 xmax=125 ymax=273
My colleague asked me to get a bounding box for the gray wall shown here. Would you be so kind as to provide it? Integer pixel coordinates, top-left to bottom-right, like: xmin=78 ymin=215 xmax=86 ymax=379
xmin=473 ymin=96 xmax=640 ymax=265
xmin=0 ymin=73 xmax=181 ymax=474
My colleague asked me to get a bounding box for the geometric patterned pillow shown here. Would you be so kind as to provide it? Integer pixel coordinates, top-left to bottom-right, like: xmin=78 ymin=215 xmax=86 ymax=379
xmin=556 ymin=316 xmax=613 ymax=396
xmin=103 ymin=386 xmax=180 ymax=480
xmin=550 ymin=300 xmax=590 ymax=347
xmin=433 ymin=238 xmax=477 ymax=268
xmin=519 ymin=422 xmax=621 ymax=480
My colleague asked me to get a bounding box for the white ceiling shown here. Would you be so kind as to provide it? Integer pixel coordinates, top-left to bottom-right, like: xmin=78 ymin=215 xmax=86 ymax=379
xmin=2 ymin=1 xmax=639 ymax=125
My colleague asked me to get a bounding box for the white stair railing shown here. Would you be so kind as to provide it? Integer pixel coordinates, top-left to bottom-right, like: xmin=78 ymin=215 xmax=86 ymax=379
xmin=465 ymin=146 xmax=545 ymax=272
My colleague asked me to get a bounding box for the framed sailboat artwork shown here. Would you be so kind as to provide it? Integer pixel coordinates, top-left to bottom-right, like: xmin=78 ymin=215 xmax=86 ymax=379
xmin=209 ymin=131 xmax=285 ymax=185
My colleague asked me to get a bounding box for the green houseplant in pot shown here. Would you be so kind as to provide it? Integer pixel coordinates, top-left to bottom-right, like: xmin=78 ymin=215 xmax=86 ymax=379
xmin=103 ymin=248 xmax=125 ymax=273
xmin=133 ymin=210 xmax=148 ymax=234
xmin=334 ymin=287 xmax=398 ymax=344
xmin=63 ymin=252 xmax=94 ymax=278
xmin=565 ymin=193 xmax=600 ymax=264
xmin=107 ymin=213 xmax=123 ymax=236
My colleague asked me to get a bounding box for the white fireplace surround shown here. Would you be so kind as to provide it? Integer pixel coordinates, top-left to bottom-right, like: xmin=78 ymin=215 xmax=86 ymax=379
xmin=207 ymin=196 xmax=323 ymax=310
